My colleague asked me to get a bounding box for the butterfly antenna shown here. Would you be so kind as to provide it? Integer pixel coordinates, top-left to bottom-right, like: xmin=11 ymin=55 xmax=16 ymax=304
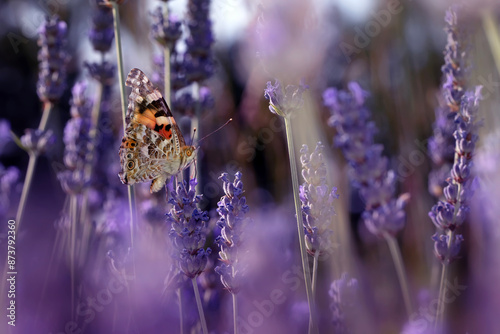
xmin=197 ymin=118 xmax=233 ymax=144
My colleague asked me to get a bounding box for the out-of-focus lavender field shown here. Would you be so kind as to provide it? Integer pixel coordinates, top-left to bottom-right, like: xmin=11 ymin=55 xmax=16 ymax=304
xmin=0 ymin=0 xmax=499 ymax=333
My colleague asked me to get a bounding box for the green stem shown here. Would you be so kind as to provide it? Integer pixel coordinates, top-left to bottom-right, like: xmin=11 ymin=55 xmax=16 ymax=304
xmin=15 ymin=102 xmax=53 ymax=231
xmin=482 ymin=11 xmax=500 ymax=77
xmin=163 ymin=5 xmax=171 ymax=106
xmin=191 ymin=278 xmax=209 ymax=334
xmin=111 ymin=1 xmax=137 ymax=247
xmin=15 ymin=153 xmax=37 ymax=230
xmin=111 ymin=3 xmax=128 ymax=128
xmin=434 ymin=229 xmax=454 ymax=331
xmin=383 ymin=233 xmax=413 ymax=318
xmin=38 ymin=102 xmax=52 ymax=130
xmin=283 ymin=117 xmax=317 ymax=334
xmin=164 ymin=48 xmax=171 ymax=106
xmin=311 ymin=252 xmax=319 ymax=297
xmin=233 ymin=293 xmax=238 ymax=334
xmin=9 ymin=130 xmax=26 ymax=151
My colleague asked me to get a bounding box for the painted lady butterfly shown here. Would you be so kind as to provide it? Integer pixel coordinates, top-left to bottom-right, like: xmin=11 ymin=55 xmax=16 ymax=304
xmin=118 ymin=68 xmax=196 ymax=193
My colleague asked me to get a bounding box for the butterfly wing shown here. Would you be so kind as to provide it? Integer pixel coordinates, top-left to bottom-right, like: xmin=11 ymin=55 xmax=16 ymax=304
xmin=125 ymin=68 xmax=186 ymax=150
xmin=119 ymin=68 xmax=186 ymax=192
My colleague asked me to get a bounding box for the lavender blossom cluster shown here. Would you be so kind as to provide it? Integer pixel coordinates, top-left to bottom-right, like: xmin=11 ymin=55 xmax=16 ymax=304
xmin=429 ymin=87 xmax=481 ymax=264
xmin=323 ymin=82 xmax=409 ymax=237
xmin=300 ymin=142 xmax=339 ymax=257
xmin=167 ymin=178 xmax=211 ymax=278
xmin=215 ymin=172 xmax=249 ymax=294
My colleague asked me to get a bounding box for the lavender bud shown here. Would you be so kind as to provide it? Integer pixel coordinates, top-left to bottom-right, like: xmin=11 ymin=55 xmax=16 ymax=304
xmin=20 ymin=129 xmax=55 ymax=156
xmin=432 ymin=233 xmax=463 ymax=264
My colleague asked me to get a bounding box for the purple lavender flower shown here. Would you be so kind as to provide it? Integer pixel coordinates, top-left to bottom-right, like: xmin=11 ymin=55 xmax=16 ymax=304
xmin=89 ymin=0 xmax=114 ymax=53
xmin=150 ymin=7 xmax=182 ymax=49
xmin=85 ymin=61 xmax=115 ymax=86
xmin=323 ymin=82 xmax=409 ymax=237
xmin=329 ymin=273 xmax=359 ymax=334
xmin=432 ymin=233 xmax=463 ymax=264
xmin=264 ymin=79 xmax=309 ymax=117
xmin=37 ymin=15 xmax=69 ymax=103
xmin=299 ymin=142 xmax=339 ymax=257
xmin=167 ymin=178 xmax=211 ymax=278
xmin=442 ymin=6 xmax=466 ymax=114
xmin=20 ymin=129 xmax=55 ymax=156
xmin=185 ymin=0 xmax=215 ymax=83
xmin=58 ymin=81 xmax=93 ymax=194
xmin=215 ymin=172 xmax=249 ymax=294
xmin=428 ymin=6 xmax=467 ymax=198
xmin=428 ymin=87 xmax=481 ymax=263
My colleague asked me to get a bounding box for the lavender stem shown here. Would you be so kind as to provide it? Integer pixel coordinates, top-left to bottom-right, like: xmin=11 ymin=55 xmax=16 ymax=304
xmin=233 ymin=290 xmax=239 ymax=334
xmin=284 ymin=117 xmax=318 ymax=334
xmin=111 ymin=1 xmax=137 ymax=247
xmin=163 ymin=5 xmax=171 ymax=105
xmin=191 ymin=278 xmax=209 ymax=334
xmin=38 ymin=102 xmax=52 ymax=130
xmin=15 ymin=102 xmax=53 ymax=231
xmin=383 ymin=233 xmax=413 ymax=318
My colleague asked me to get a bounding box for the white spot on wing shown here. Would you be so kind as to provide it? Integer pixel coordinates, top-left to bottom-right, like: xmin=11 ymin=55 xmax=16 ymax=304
xmin=156 ymin=116 xmax=169 ymax=125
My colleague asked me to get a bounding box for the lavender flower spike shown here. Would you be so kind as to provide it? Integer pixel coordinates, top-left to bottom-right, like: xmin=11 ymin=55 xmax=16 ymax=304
xmin=329 ymin=273 xmax=359 ymax=334
xmin=323 ymin=82 xmax=409 ymax=237
xmin=57 ymin=81 xmax=93 ymax=195
xmin=185 ymin=0 xmax=215 ymax=83
xmin=89 ymin=0 xmax=114 ymax=53
xmin=37 ymin=15 xmax=69 ymax=104
xmin=429 ymin=87 xmax=481 ymax=264
xmin=150 ymin=7 xmax=182 ymax=50
xmin=264 ymin=79 xmax=308 ymax=118
xmin=442 ymin=6 xmax=467 ymax=114
xmin=300 ymin=142 xmax=339 ymax=258
xmin=167 ymin=178 xmax=211 ymax=278
xmin=215 ymin=172 xmax=249 ymax=294
xmin=428 ymin=5 xmax=467 ymax=198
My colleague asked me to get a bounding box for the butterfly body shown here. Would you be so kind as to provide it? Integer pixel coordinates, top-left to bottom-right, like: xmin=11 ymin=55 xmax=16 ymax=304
xmin=119 ymin=68 xmax=196 ymax=193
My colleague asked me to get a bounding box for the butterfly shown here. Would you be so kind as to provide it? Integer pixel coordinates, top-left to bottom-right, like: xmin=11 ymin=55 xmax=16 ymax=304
xmin=118 ymin=68 xmax=196 ymax=193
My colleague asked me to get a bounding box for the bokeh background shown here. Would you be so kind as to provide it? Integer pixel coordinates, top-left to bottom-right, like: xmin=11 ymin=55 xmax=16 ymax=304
xmin=1 ymin=0 xmax=500 ymax=333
